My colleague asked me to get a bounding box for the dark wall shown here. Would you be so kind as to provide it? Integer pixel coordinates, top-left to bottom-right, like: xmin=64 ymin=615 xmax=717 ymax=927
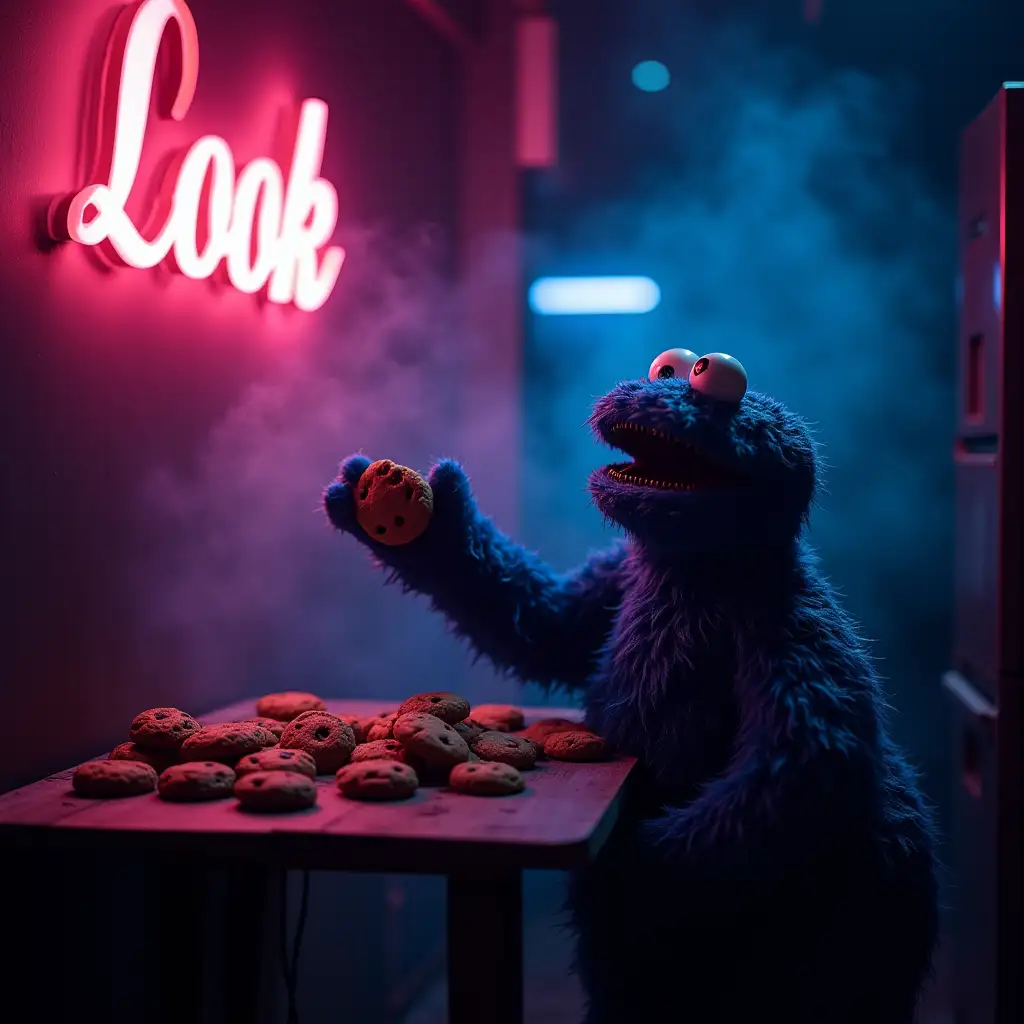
xmin=0 ymin=0 xmax=466 ymax=792
xmin=0 ymin=2 xmax=507 ymax=1020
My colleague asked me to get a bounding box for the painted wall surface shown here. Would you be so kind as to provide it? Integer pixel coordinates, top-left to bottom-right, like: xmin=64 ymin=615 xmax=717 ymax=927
xmin=0 ymin=0 xmax=473 ymax=792
xmin=0 ymin=2 xmax=525 ymax=1020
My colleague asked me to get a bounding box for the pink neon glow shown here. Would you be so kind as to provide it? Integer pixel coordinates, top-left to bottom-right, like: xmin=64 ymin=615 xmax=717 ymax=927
xmin=53 ymin=0 xmax=345 ymax=313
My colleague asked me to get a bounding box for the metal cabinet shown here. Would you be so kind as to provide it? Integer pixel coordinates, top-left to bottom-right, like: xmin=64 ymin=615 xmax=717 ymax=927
xmin=945 ymin=83 xmax=1023 ymax=1024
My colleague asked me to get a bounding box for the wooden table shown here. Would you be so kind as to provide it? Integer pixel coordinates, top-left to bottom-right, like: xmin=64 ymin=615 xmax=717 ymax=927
xmin=0 ymin=699 xmax=635 ymax=1024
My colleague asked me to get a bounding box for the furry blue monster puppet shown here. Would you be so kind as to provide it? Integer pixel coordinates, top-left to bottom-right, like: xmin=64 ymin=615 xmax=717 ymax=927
xmin=324 ymin=347 xmax=939 ymax=1024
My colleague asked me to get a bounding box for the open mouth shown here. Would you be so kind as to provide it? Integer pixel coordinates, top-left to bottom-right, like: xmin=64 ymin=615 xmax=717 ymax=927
xmin=602 ymin=422 xmax=742 ymax=491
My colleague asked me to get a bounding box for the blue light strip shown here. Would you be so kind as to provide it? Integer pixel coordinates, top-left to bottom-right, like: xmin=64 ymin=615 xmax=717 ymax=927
xmin=528 ymin=276 xmax=662 ymax=315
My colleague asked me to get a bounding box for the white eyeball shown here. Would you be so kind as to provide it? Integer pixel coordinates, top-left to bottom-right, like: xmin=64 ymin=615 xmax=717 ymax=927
xmin=648 ymin=348 xmax=699 ymax=382
xmin=688 ymin=353 xmax=747 ymax=402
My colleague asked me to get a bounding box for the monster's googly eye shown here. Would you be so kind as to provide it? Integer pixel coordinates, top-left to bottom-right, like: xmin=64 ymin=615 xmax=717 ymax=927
xmin=648 ymin=349 xmax=698 ymax=382
xmin=688 ymin=353 xmax=748 ymax=402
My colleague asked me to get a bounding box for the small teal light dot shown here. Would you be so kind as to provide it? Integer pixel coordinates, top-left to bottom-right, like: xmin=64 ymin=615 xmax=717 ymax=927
xmin=632 ymin=60 xmax=670 ymax=93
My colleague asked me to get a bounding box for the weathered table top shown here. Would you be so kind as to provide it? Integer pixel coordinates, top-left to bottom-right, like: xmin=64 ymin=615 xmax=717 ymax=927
xmin=0 ymin=699 xmax=635 ymax=872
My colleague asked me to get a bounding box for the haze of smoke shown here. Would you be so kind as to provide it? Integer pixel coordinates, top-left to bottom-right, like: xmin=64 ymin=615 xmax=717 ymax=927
xmin=132 ymin=232 xmax=481 ymax=704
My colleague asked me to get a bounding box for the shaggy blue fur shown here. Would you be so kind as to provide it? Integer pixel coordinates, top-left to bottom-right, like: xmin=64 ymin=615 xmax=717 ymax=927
xmin=324 ymin=374 xmax=939 ymax=1023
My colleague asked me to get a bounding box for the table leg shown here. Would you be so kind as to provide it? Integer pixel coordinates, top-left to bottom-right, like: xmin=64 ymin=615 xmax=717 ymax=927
xmin=148 ymin=856 xmax=207 ymax=1024
xmin=447 ymin=870 xmax=524 ymax=1024
xmin=223 ymin=864 xmax=271 ymax=1024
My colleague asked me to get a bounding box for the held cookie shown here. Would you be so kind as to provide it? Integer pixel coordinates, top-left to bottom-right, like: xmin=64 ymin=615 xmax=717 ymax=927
xmin=235 ymin=771 xmax=317 ymax=813
xmin=396 ymin=692 xmax=470 ymax=725
xmin=449 ymin=761 xmax=525 ymax=797
xmin=128 ymin=707 xmax=201 ymax=751
xmin=158 ymin=762 xmax=237 ymax=802
xmin=470 ymin=704 xmax=525 ymax=733
xmin=543 ymin=730 xmax=608 ymax=762
xmin=336 ymin=759 xmax=419 ymax=801
xmin=234 ymin=747 xmax=317 ymax=779
xmin=279 ymin=712 xmax=356 ymax=774
xmin=108 ymin=742 xmax=178 ymax=773
xmin=181 ymin=723 xmax=268 ymax=764
xmin=255 ymin=691 xmax=327 ymax=722
xmin=350 ymin=739 xmax=407 ymax=764
xmin=73 ymin=760 xmax=158 ymax=798
xmin=471 ymin=731 xmax=537 ymax=770
xmin=354 ymin=460 xmax=433 ymax=546
xmin=394 ymin=712 xmax=470 ymax=768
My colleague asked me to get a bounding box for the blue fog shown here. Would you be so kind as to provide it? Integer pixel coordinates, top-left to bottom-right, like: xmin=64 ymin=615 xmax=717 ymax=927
xmin=522 ymin=25 xmax=955 ymax=803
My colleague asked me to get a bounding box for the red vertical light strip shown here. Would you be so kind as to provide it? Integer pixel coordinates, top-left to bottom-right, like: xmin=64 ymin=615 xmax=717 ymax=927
xmin=516 ymin=15 xmax=558 ymax=168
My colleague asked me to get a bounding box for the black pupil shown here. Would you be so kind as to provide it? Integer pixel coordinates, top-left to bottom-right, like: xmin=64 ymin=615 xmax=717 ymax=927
xmin=693 ymin=357 xmax=710 ymax=376
xmin=657 ymin=365 xmax=675 ymax=379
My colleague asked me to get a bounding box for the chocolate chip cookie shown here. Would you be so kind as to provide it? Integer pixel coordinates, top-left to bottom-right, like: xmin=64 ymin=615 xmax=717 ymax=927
xmin=235 ymin=771 xmax=317 ymax=812
xmin=543 ymin=730 xmax=608 ymax=762
xmin=364 ymin=713 xmax=398 ymax=742
xmin=448 ymin=761 xmax=525 ymax=796
xmin=240 ymin=717 xmax=286 ymax=741
xmin=336 ymin=759 xmax=419 ymax=801
xmin=350 ymin=739 xmax=407 ymax=763
xmin=471 ymin=731 xmax=537 ymax=770
xmin=234 ymin=747 xmax=317 ymax=779
xmin=396 ymin=692 xmax=470 ymax=725
xmin=157 ymin=762 xmax=236 ymax=801
xmin=128 ymin=707 xmax=201 ymax=750
xmin=519 ymin=718 xmax=588 ymax=743
xmin=279 ymin=712 xmax=356 ymax=774
xmin=335 ymin=713 xmax=366 ymax=745
xmin=453 ymin=718 xmax=487 ymax=744
xmin=469 ymin=704 xmax=525 ymax=732
xmin=108 ymin=742 xmax=178 ymax=773
xmin=73 ymin=760 xmax=158 ymax=798
xmin=393 ymin=712 xmax=470 ymax=768
xmin=180 ymin=723 xmax=268 ymax=764
xmin=255 ymin=692 xmax=327 ymax=722
xmin=354 ymin=460 xmax=433 ymax=547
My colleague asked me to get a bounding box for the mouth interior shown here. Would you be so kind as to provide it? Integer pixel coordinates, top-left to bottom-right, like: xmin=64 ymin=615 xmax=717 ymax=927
xmin=603 ymin=423 xmax=741 ymax=491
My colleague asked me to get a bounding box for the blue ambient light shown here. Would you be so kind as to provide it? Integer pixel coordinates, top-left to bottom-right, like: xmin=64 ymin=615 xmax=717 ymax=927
xmin=528 ymin=276 xmax=662 ymax=316
xmin=631 ymin=60 xmax=670 ymax=92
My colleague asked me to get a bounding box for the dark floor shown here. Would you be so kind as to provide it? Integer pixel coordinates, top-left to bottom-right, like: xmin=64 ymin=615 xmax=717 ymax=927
xmin=403 ymin=874 xmax=956 ymax=1024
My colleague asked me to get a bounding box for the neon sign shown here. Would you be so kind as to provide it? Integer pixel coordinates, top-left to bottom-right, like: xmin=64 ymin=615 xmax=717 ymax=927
xmin=48 ymin=0 xmax=345 ymax=312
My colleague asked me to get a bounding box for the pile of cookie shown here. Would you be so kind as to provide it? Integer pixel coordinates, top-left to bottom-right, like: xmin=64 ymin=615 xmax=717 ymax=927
xmin=338 ymin=692 xmax=606 ymax=800
xmin=69 ymin=690 xmax=607 ymax=810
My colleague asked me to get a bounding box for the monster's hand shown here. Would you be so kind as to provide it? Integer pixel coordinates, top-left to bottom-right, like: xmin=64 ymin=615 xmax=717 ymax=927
xmin=325 ymin=454 xmax=475 ymax=560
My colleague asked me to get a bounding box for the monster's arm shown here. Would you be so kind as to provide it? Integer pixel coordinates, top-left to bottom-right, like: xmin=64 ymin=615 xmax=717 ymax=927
xmin=644 ymin=642 xmax=882 ymax=880
xmin=324 ymin=455 xmax=627 ymax=691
